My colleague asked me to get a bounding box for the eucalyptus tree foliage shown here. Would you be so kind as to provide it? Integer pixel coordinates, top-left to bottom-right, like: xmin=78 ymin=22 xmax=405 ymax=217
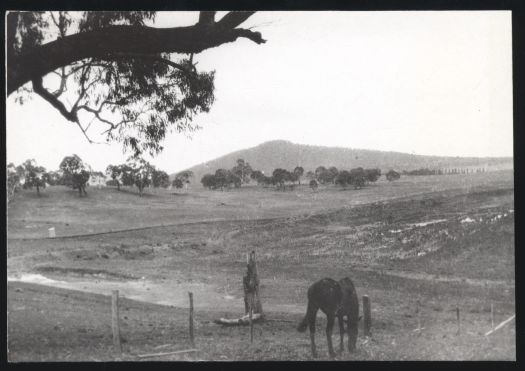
xmin=59 ymin=154 xmax=91 ymax=196
xmin=7 ymin=163 xmax=24 ymax=202
xmin=106 ymin=163 xmax=134 ymax=190
xmin=20 ymin=159 xmax=48 ymax=195
xmin=152 ymin=169 xmax=170 ymax=188
xmin=173 ymin=170 xmax=194 ymax=189
xmin=7 ymin=11 xmax=265 ymax=156
xmin=232 ymin=159 xmax=253 ymax=184
xmin=126 ymin=157 xmax=155 ymax=196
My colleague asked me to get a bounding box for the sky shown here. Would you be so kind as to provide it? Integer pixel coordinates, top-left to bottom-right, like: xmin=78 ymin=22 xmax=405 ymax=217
xmin=6 ymin=11 xmax=513 ymax=174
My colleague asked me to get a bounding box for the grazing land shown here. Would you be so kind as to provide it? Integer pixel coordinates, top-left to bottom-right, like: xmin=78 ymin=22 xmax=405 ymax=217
xmin=7 ymin=171 xmax=515 ymax=361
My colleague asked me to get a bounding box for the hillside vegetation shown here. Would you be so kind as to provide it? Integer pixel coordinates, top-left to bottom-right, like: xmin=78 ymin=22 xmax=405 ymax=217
xmin=177 ymin=140 xmax=513 ymax=183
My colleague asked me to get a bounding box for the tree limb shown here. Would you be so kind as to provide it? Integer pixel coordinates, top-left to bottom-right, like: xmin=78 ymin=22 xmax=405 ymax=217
xmin=198 ymin=11 xmax=216 ymax=26
xmin=8 ymin=12 xmax=264 ymax=95
xmin=31 ymin=76 xmax=78 ymax=122
xmin=51 ymin=67 xmax=68 ymax=97
xmin=216 ymin=11 xmax=257 ymax=30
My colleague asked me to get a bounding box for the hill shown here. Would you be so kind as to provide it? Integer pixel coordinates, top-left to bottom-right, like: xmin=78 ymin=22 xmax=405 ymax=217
xmin=174 ymin=140 xmax=513 ymax=182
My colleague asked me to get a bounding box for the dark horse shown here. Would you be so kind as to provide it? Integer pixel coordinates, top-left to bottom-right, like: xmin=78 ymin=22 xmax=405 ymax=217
xmin=297 ymin=277 xmax=359 ymax=358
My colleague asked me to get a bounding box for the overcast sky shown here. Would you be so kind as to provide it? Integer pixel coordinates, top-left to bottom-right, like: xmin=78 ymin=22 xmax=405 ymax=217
xmin=6 ymin=11 xmax=513 ymax=174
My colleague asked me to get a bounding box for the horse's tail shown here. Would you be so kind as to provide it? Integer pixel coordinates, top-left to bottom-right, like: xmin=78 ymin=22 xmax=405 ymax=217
xmin=297 ymin=315 xmax=308 ymax=332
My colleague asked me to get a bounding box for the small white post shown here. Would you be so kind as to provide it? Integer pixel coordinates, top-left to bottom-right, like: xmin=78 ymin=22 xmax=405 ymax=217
xmin=48 ymin=227 xmax=56 ymax=238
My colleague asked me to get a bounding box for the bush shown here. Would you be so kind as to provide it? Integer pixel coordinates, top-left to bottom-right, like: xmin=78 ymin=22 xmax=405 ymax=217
xmin=106 ymin=179 xmax=119 ymax=187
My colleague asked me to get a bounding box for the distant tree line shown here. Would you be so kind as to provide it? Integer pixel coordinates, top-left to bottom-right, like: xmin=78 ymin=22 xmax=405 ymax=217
xmin=7 ymin=155 xmax=92 ymax=199
xmin=7 ymin=154 xmax=186 ymax=201
xmin=200 ymin=160 xmax=391 ymax=191
xmin=105 ymin=158 xmax=194 ymax=196
xmin=200 ymin=159 xmax=254 ymax=190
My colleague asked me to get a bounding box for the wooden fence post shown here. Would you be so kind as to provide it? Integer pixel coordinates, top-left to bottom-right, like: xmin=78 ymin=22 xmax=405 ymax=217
xmin=363 ymin=295 xmax=372 ymax=337
xmin=111 ymin=290 xmax=122 ymax=353
xmin=249 ymin=294 xmax=254 ymax=344
xmin=416 ymin=300 xmax=421 ymax=333
xmin=189 ymin=292 xmax=195 ymax=347
xmin=456 ymin=306 xmax=461 ymax=335
xmin=491 ymin=303 xmax=494 ymax=331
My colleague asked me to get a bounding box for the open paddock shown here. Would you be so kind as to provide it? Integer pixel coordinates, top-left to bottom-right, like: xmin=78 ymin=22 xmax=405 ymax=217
xmin=7 ymin=170 xmax=515 ymax=361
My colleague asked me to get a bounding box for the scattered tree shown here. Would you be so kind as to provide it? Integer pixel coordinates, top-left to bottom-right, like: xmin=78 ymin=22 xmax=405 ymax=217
xmin=152 ymin=169 xmax=170 ymax=188
xmin=349 ymin=167 xmax=366 ymax=189
xmin=293 ymin=166 xmax=304 ymax=185
xmin=7 ymin=163 xmax=22 ymax=202
xmin=364 ymin=168 xmax=381 ymax=183
xmin=335 ymin=170 xmax=352 ymax=189
xmin=232 ymin=159 xmax=253 ymax=185
xmin=327 ymin=166 xmax=339 ymax=184
xmin=315 ymin=166 xmax=327 ymax=181
xmin=174 ymin=170 xmax=194 ymax=189
xmin=272 ymin=168 xmax=289 ymax=190
xmin=59 ymin=154 xmax=91 ymax=196
xmin=386 ymin=170 xmax=400 ymax=181
xmin=250 ymin=170 xmax=265 ymax=184
xmin=172 ymin=178 xmax=185 ymax=189
xmin=201 ymin=173 xmax=216 ymax=189
xmin=127 ymin=157 xmax=154 ymax=196
xmin=20 ymin=159 xmax=48 ymax=195
xmin=45 ymin=170 xmax=62 ymax=186
xmin=105 ymin=164 xmax=134 ymax=190
xmin=106 ymin=164 xmax=122 ymax=190
xmin=213 ymin=169 xmax=230 ymax=190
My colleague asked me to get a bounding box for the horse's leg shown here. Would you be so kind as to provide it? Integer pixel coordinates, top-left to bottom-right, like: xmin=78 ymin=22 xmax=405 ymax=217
xmin=347 ymin=314 xmax=358 ymax=353
xmin=337 ymin=314 xmax=345 ymax=355
xmin=326 ymin=313 xmax=336 ymax=358
xmin=307 ymin=305 xmax=319 ymax=358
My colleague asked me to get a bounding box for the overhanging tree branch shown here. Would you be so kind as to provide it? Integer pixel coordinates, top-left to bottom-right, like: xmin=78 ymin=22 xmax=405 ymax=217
xmin=8 ymin=11 xmax=265 ymax=95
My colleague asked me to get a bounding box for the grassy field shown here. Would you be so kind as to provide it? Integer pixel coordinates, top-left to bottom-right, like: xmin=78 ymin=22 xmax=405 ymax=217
xmin=7 ymin=171 xmax=515 ymax=361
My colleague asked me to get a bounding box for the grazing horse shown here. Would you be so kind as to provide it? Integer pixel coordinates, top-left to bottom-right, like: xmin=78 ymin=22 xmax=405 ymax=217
xmin=297 ymin=277 xmax=359 ymax=358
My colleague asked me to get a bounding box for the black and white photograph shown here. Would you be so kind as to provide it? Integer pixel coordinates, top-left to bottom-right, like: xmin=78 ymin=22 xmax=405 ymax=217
xmin=6 ymin=7 xmax=515 ymax=362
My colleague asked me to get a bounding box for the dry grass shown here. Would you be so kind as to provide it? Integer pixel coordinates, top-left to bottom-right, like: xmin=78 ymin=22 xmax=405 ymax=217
xmin=7 ymin=170 xmax=515 ymax=361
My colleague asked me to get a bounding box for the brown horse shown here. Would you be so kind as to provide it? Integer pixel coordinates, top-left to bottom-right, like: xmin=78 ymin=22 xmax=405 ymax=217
xmin=297 ymin=277 xmax=359 ymax=358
